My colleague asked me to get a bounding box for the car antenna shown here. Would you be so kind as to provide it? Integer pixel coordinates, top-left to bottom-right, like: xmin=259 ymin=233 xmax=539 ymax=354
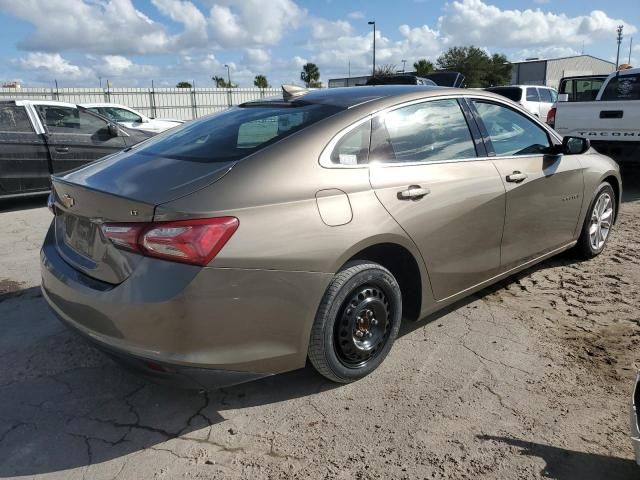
xmin=281 ymin=84 xmax=308 ymax=101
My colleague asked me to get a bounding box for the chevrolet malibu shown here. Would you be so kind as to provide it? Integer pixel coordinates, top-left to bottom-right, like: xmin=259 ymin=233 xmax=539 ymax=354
xmin=41 ymin=85 xmax=621 ymax=388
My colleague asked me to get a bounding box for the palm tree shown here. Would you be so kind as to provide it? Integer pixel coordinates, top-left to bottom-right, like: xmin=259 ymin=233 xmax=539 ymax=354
xmin=212 ymin=76 xmax=227 ymax=88
xmin=413 ymin=59 xmax=434 ymax=77
xmin=300 ymin=63 xmax=321 ymax=88
xmin=253 ymin=75 xmax=269 ymax=88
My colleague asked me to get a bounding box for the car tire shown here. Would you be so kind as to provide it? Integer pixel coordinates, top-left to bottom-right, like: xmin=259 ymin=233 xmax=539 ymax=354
xmin=308 ymin=261 xmax=402 ymax=383
xmin=574 ymin=182 xmax=616 ymax=259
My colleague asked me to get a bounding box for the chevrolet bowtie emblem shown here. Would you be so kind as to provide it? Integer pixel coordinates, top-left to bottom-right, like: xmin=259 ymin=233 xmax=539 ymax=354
xmin=62 ymin=193 xmax=75 ymax=208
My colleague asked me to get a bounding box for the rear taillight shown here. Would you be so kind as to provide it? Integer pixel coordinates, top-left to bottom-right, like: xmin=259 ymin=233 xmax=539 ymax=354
xmin=546 ymin=107 xmax=556 ymax=127
xmin=101 ymin=217 xmax=239 ymax=266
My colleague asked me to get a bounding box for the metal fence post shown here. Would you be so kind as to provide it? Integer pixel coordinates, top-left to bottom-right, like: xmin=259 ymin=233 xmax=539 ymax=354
xmin=191 ymin=87 xmax=198 ymax=119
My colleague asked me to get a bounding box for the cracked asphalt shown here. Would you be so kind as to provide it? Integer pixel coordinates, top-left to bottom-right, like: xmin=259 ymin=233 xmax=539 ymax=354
xmin=1 ymin=171 xmax=639 ymax=479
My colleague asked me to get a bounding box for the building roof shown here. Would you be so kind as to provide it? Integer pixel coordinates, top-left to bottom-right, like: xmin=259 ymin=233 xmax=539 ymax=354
xmin=510 ymin=54 xmax=614 ymax=66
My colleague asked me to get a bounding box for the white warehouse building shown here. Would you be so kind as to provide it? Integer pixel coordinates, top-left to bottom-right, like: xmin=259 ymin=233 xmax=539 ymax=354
xmin=510 ymin=55 xmax=615 ymax=89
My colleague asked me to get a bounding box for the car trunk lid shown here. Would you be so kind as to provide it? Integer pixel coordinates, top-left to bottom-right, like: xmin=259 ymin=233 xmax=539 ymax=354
xmin=50 ymin=151 xmax=235 ymax=285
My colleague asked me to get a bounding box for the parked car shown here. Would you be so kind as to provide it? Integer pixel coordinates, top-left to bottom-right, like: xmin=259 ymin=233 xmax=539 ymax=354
xmin=41 ymin=85 xmax=620 ymax=389
xmin=366 ymin=75 xmax=437 ymax=86
xmin=0 ymin=100 xmax=153 ymax=199
xmin=80 ymin=103 xmax=183 ymax=133
xmin=484 ymin=85 xmax=557 ymax=120
xmin=554 ymin=67 xmax=640 ymax=164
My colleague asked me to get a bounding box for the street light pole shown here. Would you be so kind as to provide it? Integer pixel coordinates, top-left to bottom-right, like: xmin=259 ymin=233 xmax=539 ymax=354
xmin=402 ymin=59 xmax=407 ymax=73
xmin=368 ymin=21 xmax=376 ymax=76
xmin=615 ymin=25 xmax=624 ymax=69
xmin=224 ymin=64 xmax=231 ymax=87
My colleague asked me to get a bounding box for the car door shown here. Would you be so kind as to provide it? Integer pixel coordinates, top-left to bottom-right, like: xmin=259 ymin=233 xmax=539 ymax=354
xmin=537 ymin=88 xmax=554 ymax=120
xmin=0 ymin=104 xmax=51 ymax=196
xmin=368 ymin=98 xmax=506 ymax=301
xmin=470 ymin=99 xmax=583 ymax=270
xmin=35 ymin=105 xmax=127 ymax=174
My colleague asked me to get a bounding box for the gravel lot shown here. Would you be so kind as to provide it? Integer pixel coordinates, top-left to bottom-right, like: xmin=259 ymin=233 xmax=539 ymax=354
xmin=1 ymin=171 xmax=639 ymax=480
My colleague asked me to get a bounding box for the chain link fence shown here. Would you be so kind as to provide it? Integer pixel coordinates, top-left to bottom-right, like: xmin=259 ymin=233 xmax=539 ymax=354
xmin=0 ymin=87 xmax=282 ymax=121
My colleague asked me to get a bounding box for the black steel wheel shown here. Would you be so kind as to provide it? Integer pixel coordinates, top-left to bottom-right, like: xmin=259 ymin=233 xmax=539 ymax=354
xmin=308 ymin=261 xmax=402 ymax=383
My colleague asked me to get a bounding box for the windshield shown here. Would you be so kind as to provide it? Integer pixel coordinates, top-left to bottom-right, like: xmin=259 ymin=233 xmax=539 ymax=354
xmin=485 ymin=87 xmax=523 ymax=102
xmin=133 ymin=102 xmax=343 ymax=163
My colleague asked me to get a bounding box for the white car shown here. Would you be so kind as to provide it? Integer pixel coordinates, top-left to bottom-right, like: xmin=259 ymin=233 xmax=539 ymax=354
xmin=80 ymin=103 xmax=183 ymax=133
xmin=484 ymin=85 xmax=557 ymax=120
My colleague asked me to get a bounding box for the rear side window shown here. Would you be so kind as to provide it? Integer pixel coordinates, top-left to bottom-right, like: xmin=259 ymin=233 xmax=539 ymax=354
xmin=103 ymin=107 xmax=142 ymax=123
xmin=473 ymin=101 xmax=550 ymax=156
xmin=538 ymin=88 xmax=553 ymax=103
xmin=370 ymin=99 xmax=477 ymax=163
xmin=330 ymin=121 xmax=371 ymax=165
xmin=526 ymin=88 xmax=539 ymax=102
xmin=601 ymin=74 xmax=640 ymax=101
xmin=0 ymin=105 xmax=33 ymax=133
xmin=135 ymin=102 xmax=342 ymax=162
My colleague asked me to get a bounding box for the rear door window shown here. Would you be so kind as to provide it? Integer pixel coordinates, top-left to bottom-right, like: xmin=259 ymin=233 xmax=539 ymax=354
xmin=370 ymin=99 xmax=477 ymax=163
xmin=37 ymin=105 xmax=110 ymax=135
xmin=526 ymin=88 xmax=540 ymax=102
xmin=0 ymin=105 xmax=34 ymax=132
xmin=601 ymin=74 xmax=640 ymax=101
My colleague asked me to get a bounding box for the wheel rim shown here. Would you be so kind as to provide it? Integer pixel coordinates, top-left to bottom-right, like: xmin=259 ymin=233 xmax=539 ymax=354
xmin=334 ymin=285 xmax=392 ymax=368
xmin=589 ymin=192 xmax=613 ymax=251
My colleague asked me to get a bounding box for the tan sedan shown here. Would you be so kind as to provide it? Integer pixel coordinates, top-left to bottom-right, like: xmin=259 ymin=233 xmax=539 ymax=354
xmin=41 ymin=85 xmax=621 ymax=388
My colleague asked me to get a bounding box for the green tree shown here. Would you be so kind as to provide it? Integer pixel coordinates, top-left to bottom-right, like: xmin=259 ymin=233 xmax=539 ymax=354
xmin=373 ymin=64 xmax=398 ymax=76
xmin=253 ymin=74 xmax=269 ymax=88
xmin=436 ymin=46 xmax=511 ymax=87
xmin=484 ymin=53 xmax=511 ymax=87
xmin=300 ymin=62 xmax=321 ymax=88
xmin=176 ymin=81 xmax=192 ymax=88
xmin=212 ymin=76 xmax=236 ymax=88
xmin=413 ymin=59 xmax=434 ymax=77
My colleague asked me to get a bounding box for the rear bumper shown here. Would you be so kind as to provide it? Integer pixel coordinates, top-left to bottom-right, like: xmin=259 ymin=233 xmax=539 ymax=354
xmin=41 ymin=224 xmax=332 ymax=384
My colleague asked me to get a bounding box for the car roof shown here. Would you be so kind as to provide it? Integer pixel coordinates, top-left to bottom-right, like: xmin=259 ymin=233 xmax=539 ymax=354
xmin=80 ymin=103 xmax=132 ymax=109
xmin=5 ymin=99 xmax=78 ymax=108
xmin=487 ymin=85 xmax=555 ymax=90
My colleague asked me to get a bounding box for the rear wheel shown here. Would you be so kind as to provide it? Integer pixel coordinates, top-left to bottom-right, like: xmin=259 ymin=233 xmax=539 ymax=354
xmin=308 ymin=262 xmax=402 ymax=383
xmin=575 ymin=182 xmax=616 ymax=258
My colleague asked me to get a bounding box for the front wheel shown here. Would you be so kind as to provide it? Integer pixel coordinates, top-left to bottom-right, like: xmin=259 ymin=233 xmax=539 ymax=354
xmin=308 ymin=262 xmax=402 ymax=383
xmin=574 ymin=182 xmax=616 ymax=258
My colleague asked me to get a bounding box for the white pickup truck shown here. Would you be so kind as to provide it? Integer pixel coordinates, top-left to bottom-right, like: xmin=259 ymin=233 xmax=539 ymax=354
xmin=554 ymin=67 xmax=640 ymax=164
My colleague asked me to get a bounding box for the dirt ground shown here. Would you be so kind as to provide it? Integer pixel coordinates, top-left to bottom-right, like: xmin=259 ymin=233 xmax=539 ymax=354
xmin=1 ymin=171 xmax=639 ymax=480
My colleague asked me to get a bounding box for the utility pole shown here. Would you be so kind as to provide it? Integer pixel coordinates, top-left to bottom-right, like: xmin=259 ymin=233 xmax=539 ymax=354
xmin=224 ymin=64 xmax=232 ymax=87
xmin=368 ymin=21 xmax=376 ymax=76
xmin=616 ymin=25 xmax=624 ymax=69
xmin=402 ymin=59 xmax=407 ymax=72
xmin=630 ymin=37 xmax=634 ymax=65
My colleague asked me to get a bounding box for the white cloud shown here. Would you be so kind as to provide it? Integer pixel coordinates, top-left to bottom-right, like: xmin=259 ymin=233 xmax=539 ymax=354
xmin=511 ymin=46 xmax=581 ymax=62
xmin=18 ymin=52 xmax=88 ymax=78
xmin=438 ymin=0 xmax=637 ymax=48
xmin=243 ymin=48 xmax=271 ymax=66
xmin=208 ymin=0 xmax=306 ymax=47
xmin=348 ymin=11 xmax=365 ymax=20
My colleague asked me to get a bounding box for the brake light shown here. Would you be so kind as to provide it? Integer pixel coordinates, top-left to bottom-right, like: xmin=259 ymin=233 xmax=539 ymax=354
xmin=546 ymin=107 xmax=556 ymax=127
xmin=101 ymin=217 xmax=239 ymax=266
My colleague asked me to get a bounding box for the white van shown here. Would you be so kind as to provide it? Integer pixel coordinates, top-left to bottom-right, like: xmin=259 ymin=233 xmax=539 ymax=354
xmin=484 ymin=85 xmax=557 ymax=120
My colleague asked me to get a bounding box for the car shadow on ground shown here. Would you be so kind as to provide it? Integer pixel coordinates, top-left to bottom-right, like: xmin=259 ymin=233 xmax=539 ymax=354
xmin=0 ymin=287 xmax=340 ymax=477
xmin=477 ymin=435 xmax=638 ymax=479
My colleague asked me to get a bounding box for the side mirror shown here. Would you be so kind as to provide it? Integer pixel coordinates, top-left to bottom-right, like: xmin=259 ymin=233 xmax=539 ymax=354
xmin=562 ymin=136 xmax=590 ymax=155
xmin=557 ymin=93 xmax=569 ymax=102
xmin=107 ymin=123 xmax=120 ymax=137
xmin=140 ymin=117 xmax=150 ymax=123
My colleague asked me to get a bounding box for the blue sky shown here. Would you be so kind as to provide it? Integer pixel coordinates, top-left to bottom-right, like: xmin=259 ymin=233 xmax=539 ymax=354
xmin=0 ymin=0 xmax=638 ymax=88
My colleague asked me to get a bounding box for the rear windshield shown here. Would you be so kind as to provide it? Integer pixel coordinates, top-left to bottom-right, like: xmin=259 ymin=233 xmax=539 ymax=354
xmin=133 ymin=101 xmax=343 ymax=162
xmin=486 ymin=87 xmax=522 ymax=102
xmin=601 ymin=74 xmax=640 ymax=101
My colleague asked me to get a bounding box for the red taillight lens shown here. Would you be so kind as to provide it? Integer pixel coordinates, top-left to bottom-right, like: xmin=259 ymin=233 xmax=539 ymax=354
xmin=546 ymin=107 xmax=556 ymax=126
xmin=101 ymin=217 xmax=239 ymax=266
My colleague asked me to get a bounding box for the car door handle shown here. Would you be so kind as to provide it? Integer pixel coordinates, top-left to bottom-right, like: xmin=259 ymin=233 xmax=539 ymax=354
xmin=398 ymin=185 xmax=430 ymax=200
xmin=506 ymin=171 xmax=528 ymax=183
xmin=55 ymin=147 xmax=70 ymax=154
